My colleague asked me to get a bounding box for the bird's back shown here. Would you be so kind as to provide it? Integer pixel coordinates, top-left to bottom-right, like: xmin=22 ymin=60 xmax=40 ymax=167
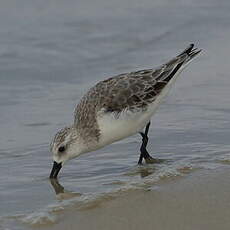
xmin=74 ymin=44 xmax=201 ymax=145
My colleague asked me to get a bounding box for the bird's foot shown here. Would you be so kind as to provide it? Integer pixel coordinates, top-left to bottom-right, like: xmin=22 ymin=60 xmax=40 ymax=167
xmin=145 ymin=156 xmax=164 ymax=164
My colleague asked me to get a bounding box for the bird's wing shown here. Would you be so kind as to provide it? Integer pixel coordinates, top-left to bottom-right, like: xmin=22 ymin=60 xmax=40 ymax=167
xmin=96 ymin=44 xmax=201 ymax=114
xmin=74 ymin=44 xmax=201 ymax=123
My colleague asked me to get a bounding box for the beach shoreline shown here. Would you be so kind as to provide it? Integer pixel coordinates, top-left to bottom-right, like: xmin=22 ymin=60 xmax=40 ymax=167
xmin=38 ymin=166 xmax=230 ymax=230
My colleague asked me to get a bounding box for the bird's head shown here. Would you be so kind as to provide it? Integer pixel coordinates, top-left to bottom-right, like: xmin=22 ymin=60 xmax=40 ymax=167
xmin=49 ymin=126 xmax=82 ymax=179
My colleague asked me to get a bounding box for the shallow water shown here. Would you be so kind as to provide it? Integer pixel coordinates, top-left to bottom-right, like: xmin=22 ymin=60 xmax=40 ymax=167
xmin=1 ymin=0 xmax=230 ymax=229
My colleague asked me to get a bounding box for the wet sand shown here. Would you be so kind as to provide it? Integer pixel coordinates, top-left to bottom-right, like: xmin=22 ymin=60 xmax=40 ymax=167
xmin=41 ymin=167 xmax=230 ymax=230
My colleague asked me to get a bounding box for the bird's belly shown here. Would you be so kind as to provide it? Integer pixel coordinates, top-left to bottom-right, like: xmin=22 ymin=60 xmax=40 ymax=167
xmin=97 ymin=107 xmax=156 ymax=147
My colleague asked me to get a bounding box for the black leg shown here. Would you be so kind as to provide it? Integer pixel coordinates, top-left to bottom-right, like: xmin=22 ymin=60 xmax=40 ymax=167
xmin=138 ymin=122 xmax=150 ymax=164
xmin=138 ymin=122 xmax=157 ymax=164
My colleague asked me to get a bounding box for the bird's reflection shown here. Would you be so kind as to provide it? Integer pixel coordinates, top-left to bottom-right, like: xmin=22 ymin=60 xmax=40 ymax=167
xmin=139 ymin=167 xmax=155 ymax=178
xmin=49 ymin=178 xmax=81 ymax=199
xmin=124 ymin=165 xmax=156 ymax=178
xmin=49 ymin=159 xmax=166 ymax=198
xmin=125 ymin=159 xmax=166 ymax=178
xmin=50 ymin=178 xmax=65 ymax=194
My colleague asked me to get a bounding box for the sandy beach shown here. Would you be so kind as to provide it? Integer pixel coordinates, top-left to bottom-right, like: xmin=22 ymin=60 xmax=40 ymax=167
xmin=38 ymin=167 xmax=230 ymax=230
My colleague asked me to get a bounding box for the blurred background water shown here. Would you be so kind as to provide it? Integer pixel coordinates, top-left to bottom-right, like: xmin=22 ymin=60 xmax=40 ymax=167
xmin=1 ymin=0 xmax=230 ymax=229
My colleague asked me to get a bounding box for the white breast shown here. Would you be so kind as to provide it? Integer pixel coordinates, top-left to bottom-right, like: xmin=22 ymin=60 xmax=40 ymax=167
xmin=97 ymin=108 xmax=149 ymax=147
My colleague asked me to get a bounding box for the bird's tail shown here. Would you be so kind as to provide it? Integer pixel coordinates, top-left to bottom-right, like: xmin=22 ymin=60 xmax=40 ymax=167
xmin=178 ymin=43 xmax=202 ymax=65
xmin=155 ymin=44 xmax=202 ymax=83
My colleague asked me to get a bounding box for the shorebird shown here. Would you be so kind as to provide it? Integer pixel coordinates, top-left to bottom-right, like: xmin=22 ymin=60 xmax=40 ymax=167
xmin=50 ymin=44 xmax=202 ymax=179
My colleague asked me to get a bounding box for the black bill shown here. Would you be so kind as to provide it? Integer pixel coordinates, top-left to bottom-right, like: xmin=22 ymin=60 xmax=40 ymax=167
xmin=49 ymin=161 xmax=62 ymax=179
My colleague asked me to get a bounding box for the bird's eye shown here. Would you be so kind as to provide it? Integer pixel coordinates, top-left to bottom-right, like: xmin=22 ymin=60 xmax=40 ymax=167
xmin=58 ymin=146 xmax=65 ymax=153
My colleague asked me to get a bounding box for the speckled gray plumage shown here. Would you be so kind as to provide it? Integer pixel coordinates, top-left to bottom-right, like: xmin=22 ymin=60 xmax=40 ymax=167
xmin=74 ymin=44 xmax=201 ymax=143
xmin=50 ymin=126 xmax=72 ymax=152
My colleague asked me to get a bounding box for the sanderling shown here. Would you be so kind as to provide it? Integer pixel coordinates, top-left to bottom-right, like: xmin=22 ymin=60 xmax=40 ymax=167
xmin=50 ymin=44 xmax=202 ymax=178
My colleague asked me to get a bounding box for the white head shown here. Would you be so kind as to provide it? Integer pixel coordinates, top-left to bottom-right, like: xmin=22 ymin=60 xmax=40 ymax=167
xmin=49 ymin=126 xmax=84 ymax=178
